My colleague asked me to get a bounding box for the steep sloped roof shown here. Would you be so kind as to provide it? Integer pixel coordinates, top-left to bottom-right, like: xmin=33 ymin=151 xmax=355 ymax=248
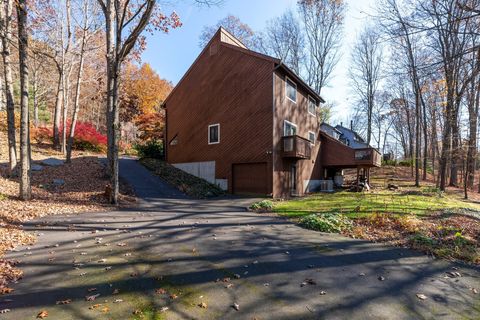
xmin=163 ymin=27 xmax=325 ymax=106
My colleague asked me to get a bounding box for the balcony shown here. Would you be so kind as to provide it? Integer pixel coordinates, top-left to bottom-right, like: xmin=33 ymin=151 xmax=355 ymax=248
xmin=282 ymin=135 xmax=312 ymax=159
xmin=354 ymin=148 xmax=381 ymax=167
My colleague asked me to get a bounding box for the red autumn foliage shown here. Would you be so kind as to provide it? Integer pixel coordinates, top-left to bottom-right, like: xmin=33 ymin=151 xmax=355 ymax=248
xmin=31 ymin=122 xmax=107 ymax=152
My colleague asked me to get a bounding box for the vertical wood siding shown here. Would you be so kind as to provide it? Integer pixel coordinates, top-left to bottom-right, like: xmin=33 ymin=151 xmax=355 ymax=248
xmin=272 ymin=71 xmax=323 ymax=198
xmin=166 ymin=34 xmax=274 ymax=194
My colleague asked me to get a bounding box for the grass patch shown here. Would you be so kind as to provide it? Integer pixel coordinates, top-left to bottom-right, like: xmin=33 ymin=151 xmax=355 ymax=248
xmin=273 ymin=190 xmax=479 ymax=218
xmin=299 ymin=213 xmax=352 ymax=233
xmin=140 ymin=158 xmax=225 ymax=199
xmin=273 ymin=184 xmax=480 ymax=264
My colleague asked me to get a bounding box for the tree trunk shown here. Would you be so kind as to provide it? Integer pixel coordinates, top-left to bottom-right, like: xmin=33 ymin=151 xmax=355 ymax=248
xmin=467 ymin=79 xmax=479 ymax=189
xmin=33 ymin=69 xmax=39 ymax=127
xmin=105 ymin=0 xmax=119 ymax=204
xmin=0 ymin=0 xmax=17 ymax=174
xmin=440 ymin=87 xmax=454 ymax=191
xmin=415 ymin=91 xmax=420 ymax=187
xmin=53 ymin=69 xmax=63 ymax=149
xmin=66 ymin=18 xmax=87 ymax=163
xmin=449 ymin=115 xmax=459 ymax=186
xmin=61 ymin=67 xmax=71 ymax=154
xmin=16 ymin=0 xmax=31 ymax=200
xmin=422 ymin=94 xmax=428 ymax=180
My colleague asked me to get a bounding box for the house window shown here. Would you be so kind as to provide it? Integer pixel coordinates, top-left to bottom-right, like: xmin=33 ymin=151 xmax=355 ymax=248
xmin=286 ymin=77 xmax=297 ymax=103
xmin=284 ymin=120 xmax=297 ymax=136
xmin=208 ymin=124 xmax=220 ymax=144
xmin=308 ymin=96 xmax=317 ymax=116
xmin=308 ymin=131 xmax=316 ymax=145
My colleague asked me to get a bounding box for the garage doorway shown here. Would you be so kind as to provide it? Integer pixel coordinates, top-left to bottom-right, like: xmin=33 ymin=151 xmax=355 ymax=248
xmin=232 ymin=162 xmax=268 ymax=195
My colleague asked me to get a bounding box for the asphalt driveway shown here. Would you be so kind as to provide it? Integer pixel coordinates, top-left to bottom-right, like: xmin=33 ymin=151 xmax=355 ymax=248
xmin=1 ymin=158 xmax=479 ymax=319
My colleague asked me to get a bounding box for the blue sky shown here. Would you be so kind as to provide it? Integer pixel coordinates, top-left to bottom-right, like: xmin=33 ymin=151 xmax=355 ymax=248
xmin=142 ymin=0 xmax=377 ymax=123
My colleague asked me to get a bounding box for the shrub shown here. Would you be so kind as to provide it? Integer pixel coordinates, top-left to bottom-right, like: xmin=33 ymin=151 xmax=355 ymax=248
xmin=382 ymin=159 xmax=397 ymax=166
xmin=299 ymin=213 xmax=352 ymax=233
xmin=31 ymin=126 xmax=52 ymax=144
xmin=410 ymin=232 xmax=436 ymax=247
xmin=134 ymin=140 xmax=163 ymax=159
xmin=250 ymin=200 xmax=273 ymax=212
xmin=70 ymin=122 xmax=107 ymax=152
xmin=398 ymin=159 xmax=413 ymax=167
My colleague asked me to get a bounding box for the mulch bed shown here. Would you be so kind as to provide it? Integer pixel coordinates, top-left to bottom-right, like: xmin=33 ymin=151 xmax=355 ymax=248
xmin=349 ymin=213 xmax=480 ymax=264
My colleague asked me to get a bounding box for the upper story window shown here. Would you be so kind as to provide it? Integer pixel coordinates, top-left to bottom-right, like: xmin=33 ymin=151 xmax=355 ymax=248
xmin=208 ymin=124 xmax=220 ymax=144
xmin=308 ymin=96 xmax=317 ymax=116
xmin=284 ymin=120 xmax=297 ymax=136
xmin=286 ymin=77 xmax=297 ymax=103
xmin=308 ymin=131 xmax=316 ymax=145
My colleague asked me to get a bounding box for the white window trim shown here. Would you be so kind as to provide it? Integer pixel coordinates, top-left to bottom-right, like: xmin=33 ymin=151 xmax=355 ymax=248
xmin=308 ymin=131 xmax=316 ymax=145
xmin=285 ymin=76 xmax=297 ymax=104
xmin=283 ymin=120 xmax=297 ymax=136
xmin=308 ymin=95 xmax=317 ymax=117
xmin=208 ymin=123 xmax=220 ymax=145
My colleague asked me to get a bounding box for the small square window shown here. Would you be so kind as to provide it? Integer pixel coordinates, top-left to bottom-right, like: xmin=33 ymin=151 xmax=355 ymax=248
xmin=308 ymin=131 xmax=316 ymax=145
xmin=308 ymin=96 xmax=317 ymax=116
xmin=286 ymin=77 xmax=297 ymax=103
xmin=208 ymin=124 xmax=220 ymax=144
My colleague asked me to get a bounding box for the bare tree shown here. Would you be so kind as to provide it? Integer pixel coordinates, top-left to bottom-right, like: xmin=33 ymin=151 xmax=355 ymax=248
xmin=0 ymin=0 xmax=17 ymax=174
xmin=16 ymin=0 xmax=31 ymax=200
xmin=199 ymin=15 xmax=261 ymax=49
xmin=66 ymin=0 xmax=97 ymax=163
xmin=349 ymin=26 xmax=383 ymax=146
xmin=261 ymin=10 xmax=304 ymax=74
xmin=298 ymin=0 xmax=346 ymax=94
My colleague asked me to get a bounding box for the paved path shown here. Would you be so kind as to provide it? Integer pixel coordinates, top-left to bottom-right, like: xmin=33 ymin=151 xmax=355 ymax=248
xmin=1 ymin=159 xmax=479 ymax=319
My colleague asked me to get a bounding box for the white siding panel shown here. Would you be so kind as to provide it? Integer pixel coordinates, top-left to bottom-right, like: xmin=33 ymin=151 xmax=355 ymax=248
xmin=173 ymin=161 xmax=216 ymax=183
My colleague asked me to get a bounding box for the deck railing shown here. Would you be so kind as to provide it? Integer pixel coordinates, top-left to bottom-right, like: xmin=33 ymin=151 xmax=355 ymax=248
xmin=282 ymin=135 xmax=312 ymax=159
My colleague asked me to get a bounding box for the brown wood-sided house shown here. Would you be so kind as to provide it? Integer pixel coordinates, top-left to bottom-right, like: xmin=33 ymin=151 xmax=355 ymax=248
xmin=164 ymin=28 xmax=380 ymax=198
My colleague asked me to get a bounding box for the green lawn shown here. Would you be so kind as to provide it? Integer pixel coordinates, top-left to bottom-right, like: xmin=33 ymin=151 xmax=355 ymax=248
xmin=273 ymin=189 xmax=480 ymax=218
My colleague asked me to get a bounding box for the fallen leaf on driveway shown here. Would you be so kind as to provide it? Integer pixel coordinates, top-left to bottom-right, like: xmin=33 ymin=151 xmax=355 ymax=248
xmin=0 ymin=288 xmax=14 ymax=295
xmin=85 ymin=294 xmax=100 ymax=301
xmin=56 ymin=299 xmax=72 ymax=305
xmin=301 ymin=278 xmax=316 ymax=287
xmin=416 ymin=293 xmax=427 ymax=300
xmin=37 ymin=310 xmax=48 ymax=318
xmin=89 ymin=304 xmax=102 ymax=310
